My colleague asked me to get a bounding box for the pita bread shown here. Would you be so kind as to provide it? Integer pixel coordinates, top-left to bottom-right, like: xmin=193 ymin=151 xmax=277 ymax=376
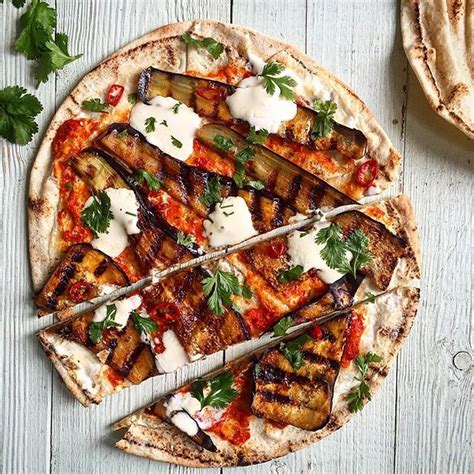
xmin=401 ymin=0 xmax=474 ymax=139
xmin=29 ymin=20 xmax=403 ymax=290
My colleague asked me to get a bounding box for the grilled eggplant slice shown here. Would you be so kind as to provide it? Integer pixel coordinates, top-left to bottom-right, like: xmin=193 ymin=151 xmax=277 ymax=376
xmin=34 ymin=244 xmax=129 ymax=314
xmin=252 ymin=313 xmax=350 ymax=430
xmin=138 ymin=67 xmax=367 ymax=159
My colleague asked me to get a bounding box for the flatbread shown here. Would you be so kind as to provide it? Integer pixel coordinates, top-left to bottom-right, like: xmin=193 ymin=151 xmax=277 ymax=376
xmin=29 ymin=20 xmax=403 ymax=290
xmin=401 ymin=0 xmax=474 ymax=139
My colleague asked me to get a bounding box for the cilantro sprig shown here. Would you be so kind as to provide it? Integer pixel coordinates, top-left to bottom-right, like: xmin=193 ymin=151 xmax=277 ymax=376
xmin=81 ymin=190 xmax=113 ymax=237
xmin=259 ymin=62 xmax=297 ymax=100
xmin=82 ymin=98 xmax=109 ymax=113
xmin=130 ymin=310 xmax=157 ymax=335
xmin=347 ymin=352 xmax=383 ymax=413
xmin=191 ymin=371 xmax=238 ymax=410
xmin=181 ymin=33 xmax=224 ymax=59
xmin=247 ymin=126 xmax=269 ymax=144
xmin=0 ymin=86 xmax=43 ymax=144
xmin=311 ymin=99 xmax=337 ymax=139
xmin=202 ymin=268 xmax=252 ymax=315
xmin=200 ymin=176 xmax=222 ymax=207
xmin=213 ymin=134 xmax=235 ymax=152
xmin=176 ymin=231 xmax=195 ymax=248
xmin=130 ymin=168 xmax=162 ymax=191
xmin=277 ymin=265 xmax=304 ymax=283
xmin=272 ymin=315 xmax=293 ymax=337
xmin=88 ymin=304 xmax=119 ymax=343
xmin=279 ymin=334 xmax=312 ymax=370
xmin=233 ymin=146 xmax=264 ymax=190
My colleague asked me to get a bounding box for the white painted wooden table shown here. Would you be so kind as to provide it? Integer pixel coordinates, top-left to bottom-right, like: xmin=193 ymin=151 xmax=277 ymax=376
xmin=1 ymin=1 xmax=472 ymax=472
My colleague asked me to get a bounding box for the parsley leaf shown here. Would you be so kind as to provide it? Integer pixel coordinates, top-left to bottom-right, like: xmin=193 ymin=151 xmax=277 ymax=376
xmin=0 ymin=86 xmax=43 ymax=144
xmin=277 ymin=265 xmax=304 ymax=283
xmin=311 ymin=99 xmax=337 ymax=139
xmin=176 ymin=231 xmax=195 ymax=248
xmin=145 ymin=116 xmax=156 ymax=133
xmin=171 ymin=135 xmax=182 ymax=148
xmin=213 ymin=134 xmax=235 ymax=152
xmin=347 ymin=352 xmax=383 ymax=413
xmin=202 ymin=268 xmax=252 ymax=315
xmin=279 ymin=334 xmax=312 ymax=370
xmin=130 ymin=310 xmax=157 ymax=334
xmin=247 ymin=126 xmax=269 ymax=144
xmin=82 ymin=98 xmax=109 ymax=113
xmin=365 ymin=291 xmax=376 ymax=304
xmin=233 ymin=146 xmax=264 ymax=190
xmin=200 ymin=176 xmax=222 ymax=207
xmin=172 ymin=102 xmax=181 ymax=114
xmin=80 ymin=190 xmax=113 ymax=237
xmin=190 ymin=371 xmax=238 ymax=409
xmin=88 ymin=304 xmax=119 ymax=344
xmin=160 ymin=119 xmax=168 ymax=127
xmin=181 ymin=33 xmax=224 ymax=59
xmin=127 ymin=92 xmax=137 ymax=104
xmin=272 ymin=315 xmax=293 ymax=337
xmin=259 ymin=62 xmax=297 ymax=100
xmin=130 ymin=168 xmax=161 ymax=191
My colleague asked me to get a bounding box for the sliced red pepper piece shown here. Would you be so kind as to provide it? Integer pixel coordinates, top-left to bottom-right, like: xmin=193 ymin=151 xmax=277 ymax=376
xmin=266 ymin=240 xmax=287 ymax=259
xmin=355 ymin=159 xmax=378 ymax=188
xmin=68 ymin=280 xmax=94 ymax=303
xmin=107 ymin=84 xmax=125 ymax=106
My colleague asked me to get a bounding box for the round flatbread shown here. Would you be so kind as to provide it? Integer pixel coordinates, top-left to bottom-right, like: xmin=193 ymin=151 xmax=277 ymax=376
xmin=29 ymin=20 xmax=403 ymax=291
xmin=401 ymin=0 xmax=474 ymax=139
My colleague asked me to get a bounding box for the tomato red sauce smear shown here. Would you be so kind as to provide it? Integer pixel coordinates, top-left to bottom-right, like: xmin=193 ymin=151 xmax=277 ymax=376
xmin=342 ymin=310 xmax=365 ymax=367
xmin=188 ymin=139 xmax=235 ymax=177
xmin=106 ymin=368 xmax=126 ymax=388
xmin=187 ymin=65 xmax=252 ymax=85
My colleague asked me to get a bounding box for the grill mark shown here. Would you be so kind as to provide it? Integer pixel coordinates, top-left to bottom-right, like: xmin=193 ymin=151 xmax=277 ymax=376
xmin=51 ymin=265 xmax=76 ymax=299
xmin=247 ymin=190 xmax=262 ymax=227
xmin=258 ymin=364 xmax=312 ymax=386
xmin=287 ymin=174 xmax=302 ymax=203
xmin=232 ymin=310 xmax=251 ymax=341
xmin=93 ymin=259 xmax=108 ymax=277
xmin=302 ymin=351 xmax=340 ymax=371
xmin=309 ymin=183 xmax=325 ymax=210
xmin=105 ymin=339 xmax=118 ymax=365
xmin=116 ymin=342 xmax=148 ymax=377
xmin=271 ymin=199 xmax=284 ymax=228
xmin=176 ymin=163 xmax=191 ymax=203
xmin=259 ymin=390 xmax=292 ymax=405
xmin=71 ymin=251 xmax=85 ymax=263
xmin=266 ymin=169 xmax=278 ymax=193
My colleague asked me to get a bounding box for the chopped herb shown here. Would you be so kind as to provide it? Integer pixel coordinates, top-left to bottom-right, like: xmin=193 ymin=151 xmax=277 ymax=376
xmin=247 ymin=126 xmax=269 ymax=144
xmin=223 ymin=211 xmax=234 ymax=217
xmin=116 ymin=129 xmax=128 ymax=138
xmin=130 ymin=168 xmax=162 ymax=191
xmin=171 ymin=135 xmax=182 ymax=148
xmin=88 ymin=304 xmax=119 ymax=343
xmin=254 ymin=363 xmax=260 ymax=378
xmin=81 ymin=190 xmax=113 ymax=237
xmin=82 ymin=98 xmax=109 ymax=113
xmin=130 ymin=310 xmax=157 ymax=334
xmin=5 ymin=0 xmax=26 ymax=7
xmin=202 ymin=268 xmax=252 ymax=315
xmin=160 ymin=119 xmax=168 ymax=127
xmin=181 ymin=33 xmax=224 ymax=59
xmin=213 ymin=134 xmax=235 ymax=152
xmin=200 ymin=176 xmax=222 ymax=207
xmin=127 ymin=92 xmax=137 ymax=104
xmin=172 ymin=102 xmax=181 ymax=114
xmin=347 ymin=352 xmax=383 ymax=413
xmin=190 ymin=371 xmax=238 ymax=410
xmin=259 ymin=62 xmax=297 ymax=100
xmin=311 ymin=99 xmax=337 ymax=139
xmin=272 ymin=315 xmax=293 ymax=337
xmin=299 ymin=232 xmax=309 ymax=238
xmin=279 ymin=334 xmax=312 ymax=370
xmin=365 ymin=292 xmax=376 ymax=304
xmin=176 ymin=231 xmax=195 ymax=248
xmin=125 ymin=211 xmax=136 ymax=217
xmin=277 ymin=265 xmax=304 ymax=283
xmin=0 ymin=86 xmax=43 ymax=144
xmin=233 ymin=146 xmax=264 ymax=190
xmin=145 ymin=116 xmax=156 ymax=133
xmin=65 ymin=182 xmax=73 ymax=190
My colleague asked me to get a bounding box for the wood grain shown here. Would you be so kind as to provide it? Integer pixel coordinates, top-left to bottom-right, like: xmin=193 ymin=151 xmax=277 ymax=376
xmin=1 ymin=1 xmax=472 ymax=473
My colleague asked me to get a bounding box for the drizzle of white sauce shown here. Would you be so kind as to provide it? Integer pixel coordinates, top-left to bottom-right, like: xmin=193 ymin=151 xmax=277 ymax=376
xmin=154 ymin=329 xmax=190 ymax=373
xmin=92 ymin=294 xmax=142 ymax=329
xmin=129 ymin=96 xmax=201 ymax=161
xmin=86 ymin=187 xmax=140 ymax=258
xmin=203 ymin=196 xmax=257 ymax=248
xmin=98 ymin=284 xmax=119 ymax=296
xmin=286 ymin=221 xmax=351 ymax=284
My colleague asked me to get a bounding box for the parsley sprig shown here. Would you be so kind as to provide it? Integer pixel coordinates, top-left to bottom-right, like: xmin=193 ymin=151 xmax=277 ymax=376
xmin=176 ymin=231 xmax=195 ymax=248
xmin=259 ymin=62 xmax=297 ymax=100
xmin=200 ymin=176 xmax=222 ymax=207
xmin=347 ymin=353 xmax=383 ymax=412
xmin=81 ymin=190 xmax=113 ymax=237
xmin=181 ymin=33 xmax=224 ymax=59
xmin=88 ymin=304 xmax=119 ymax=343
xmin=247 ymin=126 xmax=269 ymax=144
xmin=145 ymin=116 xmax=156 ymax=133
xmin=233 ymin=146 xmax=264 ymax=190
xmin=311 ymin=99 xmax=337 ymax=138
xmin=213 ymin=134 xmax=235 ymax=152
xmin=130 ymin=168 xmax=162 ymax=191
xmin=130 ymin=310 xmax=157 ymax=334
xmin=82 ymin=98 xmax=109 ymax=113
xmin=277 ymin=265 xmax=304 ymax=283
xmin=272 ymin=315 xmax=293 ymax=337
xmin=190 ymin=371 xmax=238 ymax=410
xmin=279 ymin=334 xmax=312 ymax=370
xmin=202 ymin=268 xmax=252 ymax=315
xmin=0 ymin=86 xmax=43 ymax=144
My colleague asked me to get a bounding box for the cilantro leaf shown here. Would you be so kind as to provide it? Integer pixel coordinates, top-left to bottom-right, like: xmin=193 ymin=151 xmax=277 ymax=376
xmin=145 ymin=117 xmax=156 ymax=133
xmin=0 ymin=86 xmax=42 ymax=144
xmin=259 ymin=62 xmax=297 ymax=100
xmin=181 ymin=33 xmax=224 ymax=59
xmin=171 ymin=135 xmax=182 ymax=148
xmin=247 ymin=126 xmax=269 ymax=144
xmin=88 ymin=304 xmax=119 ymax=343
xmin=176 ymin=231 xmax=195 ymax=248
xmin=272 ymin=315 xmax=293 ymax=337
xmin=130 ymin=168 xmax=162 ymax=191
xmin=213 ymin=134 xmax=235 ymax=152
xmin=311 ymin=99 xmax=337 ymax=139
xmin=200 ymin=176 xmax=222 ymax=207
xmin=277 ymin=265 xmax=304 ymax=283
xmin=202 ymin=268 xmax=252 ymax=315
xmin=190 ymin=372 xmax=238 ymax=409
xmin=80 ymin=190 xmax=113 ymax=237
xmin=279 ymin=334 xmax=312 ymax=369
xmin=130 ymin=310 xmax=157 ymax=334
xmin=82 ymin=98 xmax=109 ymax=113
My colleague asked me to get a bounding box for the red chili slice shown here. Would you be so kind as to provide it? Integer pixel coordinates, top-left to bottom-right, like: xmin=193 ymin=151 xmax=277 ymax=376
xmin=355 ymin=159 xmax=378 ymax=187
xmin=68 ymin=280 xmax=94 ymax=303
xmin=266 ymin=241 xmax=287 ymax=259
xmin=308 ymin=325 xmax=323 ymax=339
xmin=106 ymin=84 xmax=125 ymax=106
xmin=196 ymin=86 xmax=223 ymax=101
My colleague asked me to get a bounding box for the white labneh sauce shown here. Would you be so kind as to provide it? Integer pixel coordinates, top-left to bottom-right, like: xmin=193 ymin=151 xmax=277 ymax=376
xmin=86 ymin=187 xmax=140 ymax=258
xmin=169 ymin=412 xmax=199 ymax=437
xmin=203 ymin=196 xmax=257 ymax=247
xmin=226 ymin=76 xmax=297 ymax=133
xmin=129 ymin=96 xmax=201 ymax=161
xmin=286 ymin=221 xmax=350 ymax=284
xmin=92 ymin=294 xmax=142 ymax=329
xmin=164 ymin=394 xmax=201 ymax=436
xmin=154 ymin=329 xmax=190 ymax=373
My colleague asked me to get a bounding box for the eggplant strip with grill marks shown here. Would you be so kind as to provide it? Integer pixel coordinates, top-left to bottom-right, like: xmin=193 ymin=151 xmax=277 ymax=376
xmin=137 ymin=67 xmax=367 ymax=160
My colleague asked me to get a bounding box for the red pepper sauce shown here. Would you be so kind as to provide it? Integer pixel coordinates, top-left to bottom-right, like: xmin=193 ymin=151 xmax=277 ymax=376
xmin=186 ymin=65 xmax=252 ymax=85
xmin=187 ymin=139 xmax=235 ymax=177
xmin=341 ymin=310 xmax=365 ymax=367
xmin=106 ymin=367 xmax=126 ymax=388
